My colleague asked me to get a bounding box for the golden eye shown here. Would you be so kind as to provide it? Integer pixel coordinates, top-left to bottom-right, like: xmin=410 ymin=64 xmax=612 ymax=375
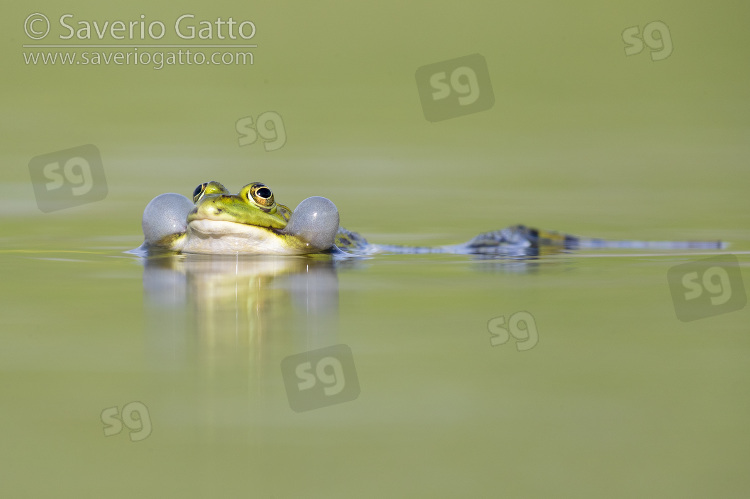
xmin=192 ymin=183 xmax=208 ymax=203
xmin=249 ymin=183 xmax=274 ymax=207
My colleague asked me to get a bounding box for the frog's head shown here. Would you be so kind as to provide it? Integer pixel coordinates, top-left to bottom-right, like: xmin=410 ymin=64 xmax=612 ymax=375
xmin=187 ymin=181 xmax=292 ymax=233
xmin=141 ymin=181 xmax=340 ymax=255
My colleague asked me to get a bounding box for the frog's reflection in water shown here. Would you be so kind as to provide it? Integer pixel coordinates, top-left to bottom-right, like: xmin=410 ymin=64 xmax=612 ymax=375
xmin=140 ymin=249 xmax=555 ymax=369
xmin=141 ymin=254 xmax=342 ymax=411
xmin=139 ymin=250 xmax=549 ymax=418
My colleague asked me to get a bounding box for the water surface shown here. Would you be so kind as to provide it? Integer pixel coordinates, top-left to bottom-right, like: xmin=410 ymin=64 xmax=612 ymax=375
xmin=3 ymin=228 xmax=749 ymax=497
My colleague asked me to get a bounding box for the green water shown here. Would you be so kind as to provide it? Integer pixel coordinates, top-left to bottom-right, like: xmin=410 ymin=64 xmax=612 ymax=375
xmin=3 ymin=1 xmax=750 ymax=497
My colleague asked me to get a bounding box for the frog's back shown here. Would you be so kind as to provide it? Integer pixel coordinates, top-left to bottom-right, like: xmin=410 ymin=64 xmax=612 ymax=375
xmin=331 ymin=224 xmax=723 ymax=256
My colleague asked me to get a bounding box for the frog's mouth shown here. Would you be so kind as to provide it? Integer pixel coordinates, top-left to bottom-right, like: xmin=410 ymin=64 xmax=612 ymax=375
xmin=188 ymin=219 xmax=280 ymax=237
xmin=186 ymin=199 xmax=289 ymax=232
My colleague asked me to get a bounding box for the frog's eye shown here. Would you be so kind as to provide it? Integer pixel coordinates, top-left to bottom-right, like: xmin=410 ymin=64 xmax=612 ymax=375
xmin=192 ymin=183 xmax=208 ymax=203
xmin=193 ymin=181 xmax=228 ymax=203
xmin=249 ymin=183 xmax=275 ymax=207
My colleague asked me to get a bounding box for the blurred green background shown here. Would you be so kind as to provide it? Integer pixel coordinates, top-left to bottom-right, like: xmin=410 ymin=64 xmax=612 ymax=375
xmin=4 ymin=0 xmax=748 ymax=243
xmin=2 ymin=1 xmax=749 ymax=498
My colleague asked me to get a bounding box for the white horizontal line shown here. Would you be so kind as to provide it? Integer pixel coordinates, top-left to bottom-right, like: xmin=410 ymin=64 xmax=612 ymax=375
xmin=23 ymin=44 xmax=257 ymax=48
xmin=568 ymin=250 xmax=750 ymax=258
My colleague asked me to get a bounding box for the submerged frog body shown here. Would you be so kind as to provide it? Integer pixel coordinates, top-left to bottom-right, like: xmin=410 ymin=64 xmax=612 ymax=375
xmin=139 ymin=181 xmax=722 ymax=256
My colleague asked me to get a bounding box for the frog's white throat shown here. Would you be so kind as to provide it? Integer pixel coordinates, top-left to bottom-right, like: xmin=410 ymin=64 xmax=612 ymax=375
xmin=180 ymin=220 xmax=306 ymax=255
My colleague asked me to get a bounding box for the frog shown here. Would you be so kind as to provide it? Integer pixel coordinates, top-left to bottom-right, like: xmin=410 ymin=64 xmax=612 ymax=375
xmin=137 ymin=181 xmax=723 ymax=256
